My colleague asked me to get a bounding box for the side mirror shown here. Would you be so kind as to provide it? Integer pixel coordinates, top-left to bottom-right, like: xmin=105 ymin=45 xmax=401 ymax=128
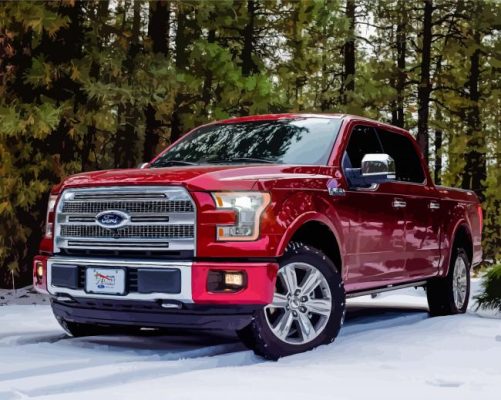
xmin=361 ymin=153 xmax=395 ymax=182
xmin=137 ymin=162 xmax=149 ymax=169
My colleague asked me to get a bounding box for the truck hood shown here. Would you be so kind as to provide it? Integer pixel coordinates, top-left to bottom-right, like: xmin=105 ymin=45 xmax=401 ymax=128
xmin=57 ymin=164 xmax=327 ymax=192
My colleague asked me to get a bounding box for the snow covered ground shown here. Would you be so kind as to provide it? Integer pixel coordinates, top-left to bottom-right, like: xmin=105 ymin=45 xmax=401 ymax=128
xmin=0 ymin=279 xmax=499 ymax=400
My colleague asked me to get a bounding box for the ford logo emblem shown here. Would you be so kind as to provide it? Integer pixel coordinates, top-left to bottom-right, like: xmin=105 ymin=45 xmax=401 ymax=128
xmin=95 ymin=210 xmax=130 ymax=229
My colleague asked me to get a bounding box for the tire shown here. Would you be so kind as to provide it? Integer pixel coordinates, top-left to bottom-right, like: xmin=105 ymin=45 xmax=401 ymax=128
xmin=56 ymin=317 xmax=139 ymax=337
xmin=238 ymin=242 xmax=346 ymax=360
xmin=427 ymin=247 xmax=470 ymax=316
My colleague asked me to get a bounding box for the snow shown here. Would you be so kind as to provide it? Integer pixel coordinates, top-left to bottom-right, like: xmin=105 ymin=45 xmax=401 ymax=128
xmin=0 ymin=279 xmax=499 ymax=400
xmin=0 ymin=286 xmax=48 ymax=306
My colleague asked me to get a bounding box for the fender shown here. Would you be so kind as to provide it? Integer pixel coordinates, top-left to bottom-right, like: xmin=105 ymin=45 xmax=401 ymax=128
xmin=276 ymin=211 xmax=343 ymax=260
xmin=441 ymin=218 xmax=473 ymax=277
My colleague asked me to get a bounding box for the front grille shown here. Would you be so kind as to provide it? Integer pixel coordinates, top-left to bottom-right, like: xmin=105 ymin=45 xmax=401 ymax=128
xmin=54 ymin=187 xmax=196 ymax=253
xmin=61 ymin=225 xmax=194 ymax=239
xmin=62 ymin=200 xmax=193 ymax=214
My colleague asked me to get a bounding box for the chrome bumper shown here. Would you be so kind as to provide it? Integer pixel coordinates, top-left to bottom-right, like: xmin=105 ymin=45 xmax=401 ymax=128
xmin=47 ymin=257 xmax=193 ymax=303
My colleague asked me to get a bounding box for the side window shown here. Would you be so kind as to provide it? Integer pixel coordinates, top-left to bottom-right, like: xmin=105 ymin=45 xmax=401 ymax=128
xmin=377 ymin=129 xmax=425 ymax=183
xmin=344 ymin=125 xmax=383 ymax=168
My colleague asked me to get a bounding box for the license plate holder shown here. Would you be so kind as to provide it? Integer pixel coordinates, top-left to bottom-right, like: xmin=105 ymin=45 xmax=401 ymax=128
xmin=85 ymin=267 xmax=126 ymax=295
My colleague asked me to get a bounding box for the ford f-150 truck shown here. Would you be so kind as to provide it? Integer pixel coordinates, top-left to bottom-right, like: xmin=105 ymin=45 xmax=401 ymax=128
xmin=33 ymin=114 xmax=482 ymax=359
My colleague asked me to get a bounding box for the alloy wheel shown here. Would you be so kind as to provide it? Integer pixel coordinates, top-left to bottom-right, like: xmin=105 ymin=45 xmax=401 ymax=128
xmin=452 ymin=256 xmax=468 ymax=310
xmin=264 ymin=262 xmax=332 ymax=345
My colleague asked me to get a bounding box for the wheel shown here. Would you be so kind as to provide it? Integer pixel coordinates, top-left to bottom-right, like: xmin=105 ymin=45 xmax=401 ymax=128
xmin=56 ymin=317 xmax=139 ymax=337
xmin=427 ymin=247 xmax=470 ymax=316
xmin=238 ymin=242 xmax=346 ymax=360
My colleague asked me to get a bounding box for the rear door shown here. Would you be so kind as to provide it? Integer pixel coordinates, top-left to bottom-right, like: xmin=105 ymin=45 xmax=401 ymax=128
xmin=376 ymin=128 xmax=442 ymax=279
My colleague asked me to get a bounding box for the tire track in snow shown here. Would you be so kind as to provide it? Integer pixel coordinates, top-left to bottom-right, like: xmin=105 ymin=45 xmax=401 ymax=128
xmin=0 ymin=308 xmax=429 ymax=399
xmin=0 ymin=332 xmax=68 ymax=347
xmin=2 ymin=343 xmax=260 ymax=398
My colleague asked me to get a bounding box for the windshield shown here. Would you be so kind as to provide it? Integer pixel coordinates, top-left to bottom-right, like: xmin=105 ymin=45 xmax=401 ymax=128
xmin=150 ymin=117 xmax=342 ymax=167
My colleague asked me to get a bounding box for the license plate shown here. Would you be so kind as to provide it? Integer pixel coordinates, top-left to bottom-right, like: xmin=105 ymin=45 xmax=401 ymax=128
xmin=86 ymin=268 xmax=126 ymax=295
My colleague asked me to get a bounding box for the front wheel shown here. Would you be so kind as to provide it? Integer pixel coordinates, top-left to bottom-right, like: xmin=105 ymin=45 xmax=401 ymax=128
xmin=427 ymin=247 xmax=471 ymax=316
xmin=238 ymin=242 xmax=346 ymax=360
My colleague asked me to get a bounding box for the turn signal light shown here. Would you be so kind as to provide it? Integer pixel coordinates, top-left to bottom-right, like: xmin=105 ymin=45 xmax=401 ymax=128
xmin=34 ymin=260 xmax=44 ymax=284
xmin=45 ymin=194 xmax=58 ymax=238
xmin=207 ymin=270 xmax=247 ymax=293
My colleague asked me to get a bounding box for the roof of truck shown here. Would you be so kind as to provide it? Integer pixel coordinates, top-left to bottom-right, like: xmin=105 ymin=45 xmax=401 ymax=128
xmin=215 ymin=113 xmax=410 ymax=135
xmin=216 ymin=113 xmax=345 ymax=124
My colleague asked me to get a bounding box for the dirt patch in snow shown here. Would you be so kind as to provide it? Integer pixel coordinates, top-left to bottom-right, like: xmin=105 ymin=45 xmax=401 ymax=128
xmin=0 ymin=286 xmax=48 ymax=306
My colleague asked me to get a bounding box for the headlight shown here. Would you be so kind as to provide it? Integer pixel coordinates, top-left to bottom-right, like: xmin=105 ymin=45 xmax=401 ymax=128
xmin=212 ymin=192 xmax=271 ymax=241
xmin=45 ymin=194 xmax=58 ymax=238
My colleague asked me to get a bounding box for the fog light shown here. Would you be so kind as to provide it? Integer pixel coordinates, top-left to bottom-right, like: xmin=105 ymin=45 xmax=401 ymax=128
xmin=225 ymin=272 xmax=244 ymax=286
xmin=207 ymin=270 xmax=247 ymax=293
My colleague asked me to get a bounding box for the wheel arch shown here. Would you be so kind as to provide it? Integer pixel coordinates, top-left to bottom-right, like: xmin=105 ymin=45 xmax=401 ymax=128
xmin=277 ymin=213 xmax=343 ymax=276
xmin=444 ymin=221 xmax=473 ymax=276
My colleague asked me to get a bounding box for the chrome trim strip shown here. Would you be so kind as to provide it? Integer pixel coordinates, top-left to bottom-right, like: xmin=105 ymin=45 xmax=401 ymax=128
xmin=62 ymin=239 xmax=194 ymax=251
xmin=352 ymin=183 xmax=379 ymax=192
xmin=47 ymin=257 xmax=193 ymax=303
xmin=61 ymin=212 xmax=195 ymax=225
xmin=346 ymin=280 xmax=427 ymax=298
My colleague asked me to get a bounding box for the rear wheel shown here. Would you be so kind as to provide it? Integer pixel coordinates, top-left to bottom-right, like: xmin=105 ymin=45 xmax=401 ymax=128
xmin=238 ymin=242 xmax=345 ymax=360
xmin=427 ymin=247 xmax=470 ymax=316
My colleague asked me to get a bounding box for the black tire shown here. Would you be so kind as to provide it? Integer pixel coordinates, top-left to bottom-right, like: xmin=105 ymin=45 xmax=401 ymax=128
xmin=56 ymin=317 xmax=139 ymax=337
xmin=238 ymin=242 xmax=345 ymax=360
xmin=427 ymin=247 xmax=471 ymax=316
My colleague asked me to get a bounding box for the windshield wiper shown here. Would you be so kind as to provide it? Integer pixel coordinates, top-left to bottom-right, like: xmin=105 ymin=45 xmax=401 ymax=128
xmin=150 ymin=160 xmax=198 ymax=168
xmin=204 ymin=157 xmax=276 ymax=164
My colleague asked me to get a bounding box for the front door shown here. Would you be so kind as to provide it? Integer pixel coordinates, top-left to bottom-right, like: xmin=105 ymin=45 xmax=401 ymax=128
xmin=340 ymin=125 xmax=407 ymax=292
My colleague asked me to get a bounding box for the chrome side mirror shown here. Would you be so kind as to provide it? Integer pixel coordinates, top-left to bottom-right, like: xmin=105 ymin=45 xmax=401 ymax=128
xmin=137 ymin=162 xmax=149 ymax=169
xmin=361 ymin=153 xmax=395 ymax=181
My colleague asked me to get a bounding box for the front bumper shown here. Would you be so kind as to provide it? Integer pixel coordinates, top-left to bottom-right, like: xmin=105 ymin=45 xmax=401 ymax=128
xmin=35 ymin=256 xmax=278 ymax=306
xmin=51 ymin=297 xmax=261 ymax=330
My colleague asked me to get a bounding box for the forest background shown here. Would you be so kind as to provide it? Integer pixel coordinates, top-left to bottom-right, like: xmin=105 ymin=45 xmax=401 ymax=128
xmin=0 ymin=0 xmax=499 ymax=287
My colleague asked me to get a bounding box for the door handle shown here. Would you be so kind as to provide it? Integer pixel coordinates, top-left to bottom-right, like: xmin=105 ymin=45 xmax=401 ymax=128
xmin=392 ymin=198 xmax=407 ymax=209
xmin=429 ymin=201 xmax=440 ymax=210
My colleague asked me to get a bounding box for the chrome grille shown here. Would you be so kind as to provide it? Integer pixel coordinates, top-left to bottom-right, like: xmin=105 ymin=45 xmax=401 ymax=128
xmin=54 ymin=186 xmax=196 ymax=253
xmin=62 ymin=200 xmax=193 ymax=214
xmin=61 ymin=225 xmax=194 ymax=238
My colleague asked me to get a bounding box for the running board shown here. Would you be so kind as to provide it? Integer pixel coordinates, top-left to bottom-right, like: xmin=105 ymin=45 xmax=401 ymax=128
xmin=346 ymin=280 xmax=427 ymax=298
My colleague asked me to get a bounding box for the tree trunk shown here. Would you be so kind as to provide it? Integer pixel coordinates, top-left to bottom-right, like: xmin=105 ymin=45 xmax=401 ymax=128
xmin=82 ymin=0 xmax=109 ymax=171
xmin=434 ymin=128 xmax=442 ymax=185
xmin=493 ymin=124 xmax=501 ymax=259
xmin=416 ymin=0 xmax=433 ymax=163
xmin=461 ymin=33 xmax=486 ymax=201
xmin=395 ymin=0 xmax=406 ymax=128
xmin=143 ymin=0 xmax=170 ymax=161
xmin=291 ymin=1 xmax=307 ymax=110
xmin=148 ymin=1 xmax=170 ymax=55
xmin=241 ymin=0 xmax=257 ymax=77
xmin=341 ymin=0 xmax=356 ymax=105
xmin=115 ymin=1 xmax=141 ymax=168
xmin=201 ymin=28 xmax=216 ymax=116
xmin=169 ymin=3 xmax=190 ymax=144
xmin=39 ymin=1 xmax=85 ymax=165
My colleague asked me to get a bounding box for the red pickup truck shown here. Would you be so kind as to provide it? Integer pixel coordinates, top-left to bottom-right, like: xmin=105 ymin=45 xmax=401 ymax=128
xmin=33 ymin=114 xmax=482 ymax=359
